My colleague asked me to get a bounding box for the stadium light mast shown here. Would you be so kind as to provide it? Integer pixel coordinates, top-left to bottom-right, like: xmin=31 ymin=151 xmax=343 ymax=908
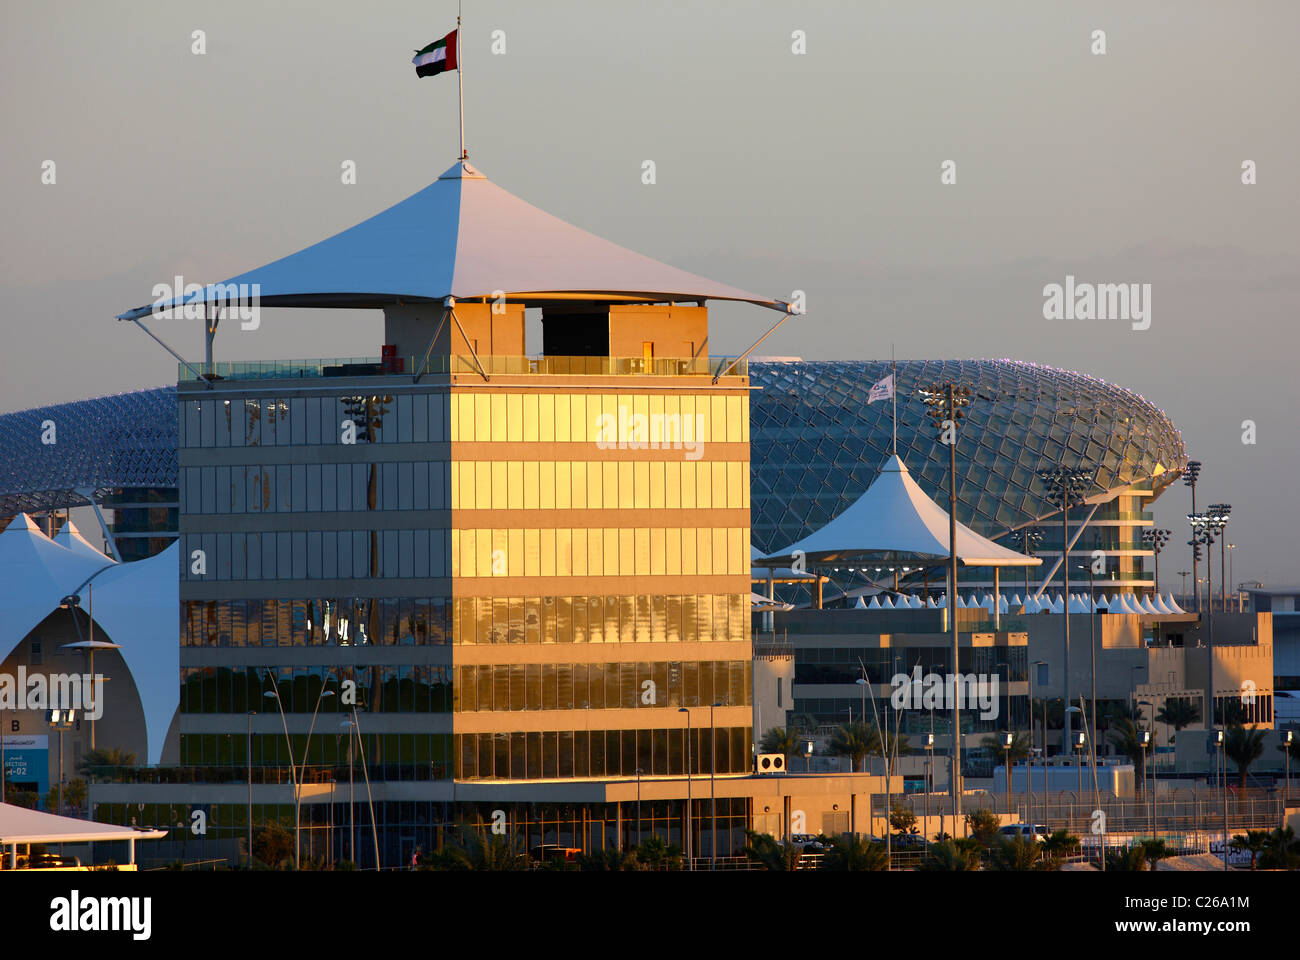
xmin=1182 ymin=461 xmax=1203 ymax=611
xmin=921 ymin=381 xmax=971 ymax=827
xmin=1037 ymin=466 xmax=1095 ymax=754
xmin=1140 ymin=528 xmax=1172 ymax=596
xmin=1208 ymin=505 xmax=1231 ymax=612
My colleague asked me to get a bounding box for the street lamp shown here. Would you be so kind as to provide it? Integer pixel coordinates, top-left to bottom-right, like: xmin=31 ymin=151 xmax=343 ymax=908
xmin=921 ymin=380 xmax=972 ymax=824
xmin=1028 ymin=660 xmax=1046 ymax=830
xmin=1208 ymin=504 xmax=1231 ymax=613
xmin=678 ymin=707 xmax=693 ymax=870
xmin=1069 ymin=721 xmax=1085 ymax=798
xmin=709 ymin=701 xmax=722 ymax=870
xmin=634 ymin=768 xmax=644 ymax=850
xmin=996 ymin=661 xmax=1012 ymax=802
xmin=1284 ymin=731 xmax=1293 ymax=807
xmin=1137 ymin=699 xmax=1156 ymax=837
xmin=45 ymin=708 xmax=76 ymax=815
xmin=1038 ymin=465 xmax=1096 ymax=756
xmin=1002 ymin=731 xmax=1014 ymax=804
xmin=1016 ymin=528 xmax=1044 ymax=600
xmin=1215 ymin=728 xmax=1228 ymax=872
xmin=923 ymin=732 xmax=935 ymax=831
xmin=1139 ymin=729 xmax=1152 ymax=837
xmin=1183 ymin=461 xmax=1203 ymax=611
xmin=1140 ymin=528 xmax=1172 ymax=596
xmin=1226 ymin=544 xmax=1237 ymax=612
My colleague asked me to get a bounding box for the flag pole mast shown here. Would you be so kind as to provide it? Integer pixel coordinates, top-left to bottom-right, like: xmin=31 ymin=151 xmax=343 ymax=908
xmin=457 ymin=3 xmax=466 ymax=160
xmin=891 ymin=343 xmax=898 ymax=456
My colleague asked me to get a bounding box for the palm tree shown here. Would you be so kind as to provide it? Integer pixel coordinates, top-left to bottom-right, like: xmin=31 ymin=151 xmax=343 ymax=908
xmin=827 ymin=722 xmax=881 ymax=773
xmin=79 ymin=746 xmax=137 ymax=782
xmin=1041 ymin=829 xmax=1080 ymax=869
xmin=1105 ymin=845 xmax=1149 ymax=871
xmin=1139 ymin=839 xmax=1168 ymax=870
xmin=979 ymin=731 xmax=1032 ymax=764
xmin=1230 ymin=830 xmax=1270 ymax=871
xmin=964 ymin=808 xmax=1002 ymax=845
xmin=988 ymin=836 xmax=1045 ymax=871
xmin=819 ymin=834 xmax=890 ymax=871
xmin=1154 ymin=698 xmax=1201 ymax=744
xmin=1224 ymin=725 xmax=1266 ymax=791
xmin=1260 ymin=826 xmax=1300 ymax=871
xmin=1107 ymin=718 xmax=1148 ymax=795
xmin=758 ymin=726 xmax=804 ymax=765
xmin=919 ymin=838 xmax=981 ymax=871
xmin=742 ymin=830 xmax=802 ymax=871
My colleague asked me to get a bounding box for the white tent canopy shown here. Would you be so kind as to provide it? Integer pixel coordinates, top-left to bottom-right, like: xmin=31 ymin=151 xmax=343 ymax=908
xmin=118 ymin=160 xmax=787 ymax=320
xmin=756 ymin=455 xmax=1041 ymax=569
xmin=0 ymin=802 xmax=167 ymax=847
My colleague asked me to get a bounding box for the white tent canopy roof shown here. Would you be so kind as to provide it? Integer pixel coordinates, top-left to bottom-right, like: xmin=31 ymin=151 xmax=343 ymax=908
xmin=118 ymin=161 xmax=786 ymax=320
xmin=0 ymin=802 xmax=167 ymax=845
xmin=757 ymin=455 xmax=1041 ymax=568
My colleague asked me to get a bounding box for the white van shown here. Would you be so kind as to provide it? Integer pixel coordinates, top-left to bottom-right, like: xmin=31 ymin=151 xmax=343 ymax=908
xmin=998 ymin=824 xmax=1047 ymax=843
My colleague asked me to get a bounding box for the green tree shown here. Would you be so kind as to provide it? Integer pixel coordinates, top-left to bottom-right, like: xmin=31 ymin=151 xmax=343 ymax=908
xmin=964 ymin=808 xmax=1002 ymax=845
xmin=634 ymin=834 xmax=683 ymax=871
xmin=758 ymin=726 xmax=805 ymax=765
xmin=1224 ymin=725 xmax=1266 ymax=791
xmin=1107 ymin=718 xmax=1149 ymax=795
xmin=1154 ymin=698 xmax=1201 ymax=743
xmin=1230 ymin=830 xmax=1270 ymax=871
xmin=889 ymin=803 xmax=918 ymax=837
xmin=435 ymin=825 xmax=531 ymax=871
xmin=919 ymin=838 xmax=981 ymax=871
xmin=980 ymin=731 xmax=1032 ymax=763
xmin=252 ymin=822 xmax=294 ymax=869
xmin=1259 ymin=826 xmax=1300 ymax=871
xmin=1105 ymin=844 xmax=1149 ymax=871
xmin=580 ymin=848 xmax=641 ymax=871
xmin=742 ymin=830 xmax=802 ymax=871
xmin=42 ymin=779 xmax=87 ymax=816
xmin=1139 ymin=839 xmax=1168 ymax=870
xmin=988 ymin=836 xmax=1045 ymax=871
xmin=826 ymin=722 xmax=881 ymax=772
xmin=78 ymin=746 xmax=137 ymax=782
xmin=1041 ymin=829 xmax=1080 ymax=869
xmin=819 ymin=834 xmax=890 ymax=871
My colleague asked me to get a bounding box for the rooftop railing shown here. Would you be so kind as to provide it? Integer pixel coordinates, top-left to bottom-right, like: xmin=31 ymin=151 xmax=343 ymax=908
xmin=179 ymin=354 xmax=745 ymax=383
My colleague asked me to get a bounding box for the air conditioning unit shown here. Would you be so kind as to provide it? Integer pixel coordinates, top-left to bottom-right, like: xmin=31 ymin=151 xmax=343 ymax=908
xmin=755 ymin=753 xmax=786 ymax=774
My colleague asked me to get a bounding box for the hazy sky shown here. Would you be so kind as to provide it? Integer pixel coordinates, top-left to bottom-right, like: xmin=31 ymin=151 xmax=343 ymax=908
xmin=2 ymin=1 xmax=1297 ymax=583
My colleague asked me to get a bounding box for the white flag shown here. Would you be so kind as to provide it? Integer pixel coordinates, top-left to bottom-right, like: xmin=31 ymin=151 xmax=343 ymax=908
xmin=868 ymin=373 xmax=894 ymax=404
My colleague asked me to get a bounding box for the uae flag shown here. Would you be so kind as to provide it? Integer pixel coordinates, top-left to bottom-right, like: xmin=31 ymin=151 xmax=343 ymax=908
xmin=413 ymin=31 xmax=458 ymax=77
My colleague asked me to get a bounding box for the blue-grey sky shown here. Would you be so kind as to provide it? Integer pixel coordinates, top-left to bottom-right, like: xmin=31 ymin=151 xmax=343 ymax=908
xmin=2 ymin=1 xmax=1297 ymax=583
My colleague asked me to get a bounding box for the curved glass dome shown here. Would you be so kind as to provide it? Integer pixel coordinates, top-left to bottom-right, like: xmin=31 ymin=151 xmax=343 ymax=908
xmin=749 ymin=359 xmax=1187 ymax=555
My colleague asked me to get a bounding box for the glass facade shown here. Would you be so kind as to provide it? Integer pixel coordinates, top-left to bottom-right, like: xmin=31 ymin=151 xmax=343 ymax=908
xmin=749 ymin=359 xmax=1187 ymax=595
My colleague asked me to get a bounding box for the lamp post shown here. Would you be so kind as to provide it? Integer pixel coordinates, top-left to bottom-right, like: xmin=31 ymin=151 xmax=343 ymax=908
xmin=1226 ymin=544 xmax=1236 ymax=612
xmin=1189 ymin=510 xmax=1217 ymax=778
xmin=1208 ymin=505 xmax=1231 ymax=613
xmin=1076 ymin=561 xmax=1101 ymax=815
xmin=1215 ymin=728 xmax=1228 ymax=872
xmin=922 ymin=380 xmax=972 ymax=825
xmin=345 ymin=708 xmax=381 ymax=870
xmin=1284 ymin=731 xmax=1293 ymax=807
xmin=709 ymin=701 xmax=722 ymax=870
xmin=1029 ymin=660 xmax=1045 ymax=830
xmin=46 ymin=708 xmax=76 ymax=815
xmin=1177 ymin=571 xmax=1191 ymax=610
xmin=635 ymin=768 xmax=643 ymax=849
xmin=1141 ymin=528 xmax=1172 ymax=597
xmin=996 ymin=661 xmax=1011 ymax=804
xmin=1182 ymin=461 xmax=1203 ymax=610
xmin=1139 ymin=728 xmax=1152 ymax=836
xmin=678 ymin=707 xmax=693 ymax=870
xmin=924 ymin=733 xmax=935 ymax=833
xmin=246 ymin=710 xmax=256 ymax=867
xmin=1038 ymin=466 xmax=1096 ymax=756
xmin=1016 ymin=528 xmax=1044 ymax=600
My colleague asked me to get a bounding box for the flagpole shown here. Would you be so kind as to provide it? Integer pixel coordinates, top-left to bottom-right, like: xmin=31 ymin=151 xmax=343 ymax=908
xmin=891 ymin=344 xmax=898 ymax=456
xmin=457 ymin=6 xmax=466 ymax=160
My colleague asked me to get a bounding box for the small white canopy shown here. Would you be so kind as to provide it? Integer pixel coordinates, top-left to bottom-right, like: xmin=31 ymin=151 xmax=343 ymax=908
xmin=0 ymin=802 xmax=167 ymax=846
xmin=757 ymin=456 xmax=1041 ymax=569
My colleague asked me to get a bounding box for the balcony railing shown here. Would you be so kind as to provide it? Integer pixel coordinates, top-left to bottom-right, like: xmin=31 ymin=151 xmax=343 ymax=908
xmin=180 ymin=354 xmax=746 ymax=383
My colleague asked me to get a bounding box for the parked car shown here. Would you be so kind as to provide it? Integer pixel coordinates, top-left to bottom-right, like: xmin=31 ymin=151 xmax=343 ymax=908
xmin=788 ymin=834 xmax=827 ymax=852
xmin=997 ymin=824 xmax=1048 ymax=843
xmin=529 ymin=844 xmax=582 ymax=864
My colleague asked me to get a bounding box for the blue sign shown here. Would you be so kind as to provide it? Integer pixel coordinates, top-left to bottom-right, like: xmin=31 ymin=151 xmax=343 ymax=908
xmin=2 ymin=735 xmax=50 ymax=797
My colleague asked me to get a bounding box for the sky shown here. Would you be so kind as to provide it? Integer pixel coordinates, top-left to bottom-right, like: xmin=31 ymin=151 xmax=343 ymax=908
xmin=2 ymin=1 xmax=1297 ymax=584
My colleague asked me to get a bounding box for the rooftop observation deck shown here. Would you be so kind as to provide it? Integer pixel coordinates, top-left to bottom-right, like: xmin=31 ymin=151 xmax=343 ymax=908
xmin=178 ymin=354 xmax=748 ymax=383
